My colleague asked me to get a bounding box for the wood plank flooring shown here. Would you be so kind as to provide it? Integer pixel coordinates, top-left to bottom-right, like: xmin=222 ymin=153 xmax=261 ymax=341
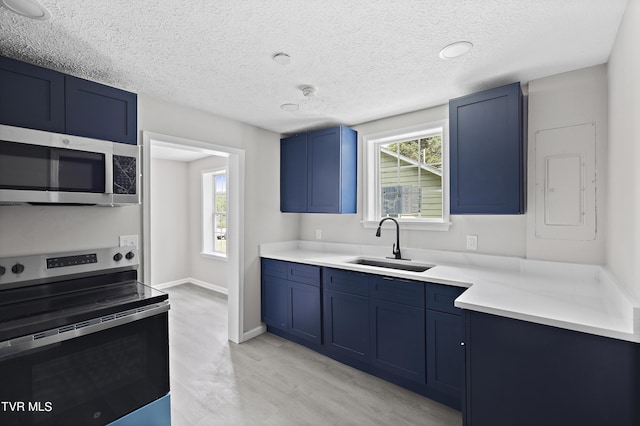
xmin=165 ymin=283 xmax=463 ymax=426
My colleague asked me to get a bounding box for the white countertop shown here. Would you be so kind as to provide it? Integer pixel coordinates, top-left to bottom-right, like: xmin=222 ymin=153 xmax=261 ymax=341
xmin=260 ymin=240 xmax=640 ymax=343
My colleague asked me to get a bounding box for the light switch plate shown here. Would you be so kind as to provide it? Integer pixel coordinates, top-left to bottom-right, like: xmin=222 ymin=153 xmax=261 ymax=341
xmin=119 ymin=235 xmax=139 ymax=248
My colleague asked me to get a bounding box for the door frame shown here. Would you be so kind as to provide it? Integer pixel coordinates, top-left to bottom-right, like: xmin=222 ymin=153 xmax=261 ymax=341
xmin=142 ymin=131 xmax=245 ymax=343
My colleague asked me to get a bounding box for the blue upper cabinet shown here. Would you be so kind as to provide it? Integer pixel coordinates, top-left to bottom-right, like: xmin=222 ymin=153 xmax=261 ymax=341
xmin=280 ymin=125 xmax=357 ymax=213
xmin=449 ymin=82 xmax=524 ymax=214
xmin=66 ymin=76 xmax=137 ymax=145
xmin=0 ymin=55 xmax=137 ymax=145
xmin=0 ymin=56 xmax=65 ymax=133
xmin=280 ymin=133 xmax=308 ymax=212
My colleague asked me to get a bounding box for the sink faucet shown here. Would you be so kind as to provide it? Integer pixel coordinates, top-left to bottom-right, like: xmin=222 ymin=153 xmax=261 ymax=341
xmin=376 ymin=217 xmax=404 ymax=260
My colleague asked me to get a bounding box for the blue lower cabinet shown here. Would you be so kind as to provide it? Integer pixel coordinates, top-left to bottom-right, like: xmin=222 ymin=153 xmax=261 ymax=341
xmin=323 ymin=289 xmax=370 ymax=362
xmin=261 ymin=259 xmax=321 ymax=343
xmin=370 ymin=298 xmax=425 ymax=384
xmin=426 ymin=310 xmax=463 ymax=409
xmin=465 ymin=311 xmax=640 ymax=426
xmin=260 ymin=260 xmax=467 ymax=411
xmin=289 ymin=281 xmax=321 ymax=345
xmin=108 ymin=394 xmax=171 ymax=426
xmin=261 ymin=274 xmax=288 ymax=332
xmin=322 ymin=268 xmax=370 ymax=362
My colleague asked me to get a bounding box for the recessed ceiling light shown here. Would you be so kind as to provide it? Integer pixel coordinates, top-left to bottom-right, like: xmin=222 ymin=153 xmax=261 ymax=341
xmin=272 ymin=53 xmax=291 ymax=65
xmin=439 ymin=41 xmax=473 ymax=60
xmin=280 ymin=103 xmax=299 ymax=111
xmin=1 ymin=0 xmax=50 ymax=20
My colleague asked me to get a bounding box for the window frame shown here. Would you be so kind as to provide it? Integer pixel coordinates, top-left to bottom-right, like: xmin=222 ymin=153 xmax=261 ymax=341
xmin=201 ymin=167 xmax=229 ymax=259
xmin=362 ymin=120 xmax=451 ymax=231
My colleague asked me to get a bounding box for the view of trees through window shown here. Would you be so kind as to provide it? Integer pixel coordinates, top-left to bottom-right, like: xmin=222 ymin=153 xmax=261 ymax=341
xmin=214 ymin=174 xmax=227 ymax=253
xmin=379 ymin=134 xmax=443 ymax=219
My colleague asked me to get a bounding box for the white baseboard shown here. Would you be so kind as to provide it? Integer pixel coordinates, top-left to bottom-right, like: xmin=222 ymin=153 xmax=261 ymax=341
xmin=189 ymin=278 xmax=229 ymax=296
xmin=153 ymin=277 xmax=229 ymax=296
xmin=242 ymin=324 xmax=267 ymax=342
xmin=152 ymin=278 xmax=190 ymax=290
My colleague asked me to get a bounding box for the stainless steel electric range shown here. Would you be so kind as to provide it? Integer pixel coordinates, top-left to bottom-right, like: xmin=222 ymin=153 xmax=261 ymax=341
xmin=0 ymin=247 xmax=170 ymax=426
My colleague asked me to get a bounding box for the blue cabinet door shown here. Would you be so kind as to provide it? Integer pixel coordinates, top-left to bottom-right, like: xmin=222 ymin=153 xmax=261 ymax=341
xmin=307 ymin=126 xmax=357 ymax=213
xmin=280 ymin=133 xmax=308 ymax=212
xmin=370 ymin=298 xmax=426 ymax=384
xmin=426 ymin=310 xmax=463 ymax=409
xmin=65 ymin=76 xmax=137 ymax=145
xmin=289 ymin=281 xmax=321 ymax=345
xmin=449 ymin=82 xmax=524 ymax=214
xmin=261 ymin=274 xmax=288 ymax=332
xmin=0 ymin=56 xmax=65 ymax=133
xmin=323 ymin=289 xmax=370 ymax=362
xmin=323 ymin=267 xmax=370 ymax=361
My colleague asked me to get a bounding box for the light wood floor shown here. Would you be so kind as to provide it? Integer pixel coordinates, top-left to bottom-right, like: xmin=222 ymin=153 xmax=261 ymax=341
xmin=165 ymin=283 xmax=463 ymax=426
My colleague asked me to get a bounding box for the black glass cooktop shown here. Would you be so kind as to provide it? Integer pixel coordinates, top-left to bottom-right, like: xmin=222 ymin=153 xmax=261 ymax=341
xmin=0 ymin=270 xmax=168 ymax=342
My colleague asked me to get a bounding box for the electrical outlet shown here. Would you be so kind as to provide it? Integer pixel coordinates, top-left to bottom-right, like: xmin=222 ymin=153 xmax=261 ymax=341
xmin=119 ymin=235 xmax=139 ymax=248
xmin=466 ymin=235 xmax=478 ymax=251
xmin=315 ymin=229 xmax=322 ymax=240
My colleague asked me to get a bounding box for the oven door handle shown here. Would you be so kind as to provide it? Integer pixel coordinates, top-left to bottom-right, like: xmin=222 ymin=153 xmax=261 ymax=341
xmin=0 ymin=301 xmax=169 ymax=359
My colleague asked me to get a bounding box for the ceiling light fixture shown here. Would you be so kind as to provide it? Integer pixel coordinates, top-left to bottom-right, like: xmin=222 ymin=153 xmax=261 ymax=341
xmin=280 ymin=103 xmax=299 ymax=111
xmin=0 ymin=0 xmax=50 ymax=20
xmin=439 ymin=41 xmax=473 ymax=60
xmin=272 ymin=53 xmax=291 ymax=65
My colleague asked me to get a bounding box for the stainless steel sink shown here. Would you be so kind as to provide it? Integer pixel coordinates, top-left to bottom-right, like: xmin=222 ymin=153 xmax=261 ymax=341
xmin=348 ymin=257 xmax=434 ymax=273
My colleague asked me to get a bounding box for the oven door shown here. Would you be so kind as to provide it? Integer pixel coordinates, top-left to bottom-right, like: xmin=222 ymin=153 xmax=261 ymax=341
xmin=0 ymin=310 xmax=169 ymax=426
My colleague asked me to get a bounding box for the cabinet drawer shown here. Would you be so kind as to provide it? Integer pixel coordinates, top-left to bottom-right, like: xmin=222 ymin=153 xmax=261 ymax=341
xmin=426 ymin=283 xmax=465 ymax=316
xmin=370 ymin=276 xmax=425 ymax=308
xmin=287 ymin=262 xmax=320 ymax=287
xmin=261 ymin=258 xmax=288 ymax=279
xmin=323 ymin=268 xmax=369 ymax=296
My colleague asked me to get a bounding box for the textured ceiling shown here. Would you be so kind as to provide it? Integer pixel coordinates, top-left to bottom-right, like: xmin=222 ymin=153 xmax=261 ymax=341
xmin=0 ymin=0 xmax=628 ymax=134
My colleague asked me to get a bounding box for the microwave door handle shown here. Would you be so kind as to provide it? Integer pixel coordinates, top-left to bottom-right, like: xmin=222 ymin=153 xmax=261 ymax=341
xmin=50 ymin=150 xmax=60 ymax=190
xmin=105 ymin=153 xmax=114 ymax=194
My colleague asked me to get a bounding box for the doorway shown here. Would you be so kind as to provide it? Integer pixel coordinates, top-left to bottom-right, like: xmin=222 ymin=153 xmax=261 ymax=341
xmin=142 ymin=131 xmax=245 ymax=343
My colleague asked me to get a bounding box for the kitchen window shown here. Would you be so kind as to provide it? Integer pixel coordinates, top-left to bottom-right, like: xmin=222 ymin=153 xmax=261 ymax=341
xmin=363 ymin=120 xmax=451 ymax=231
xmin=202 ymin=168 xmax=227 ymax=258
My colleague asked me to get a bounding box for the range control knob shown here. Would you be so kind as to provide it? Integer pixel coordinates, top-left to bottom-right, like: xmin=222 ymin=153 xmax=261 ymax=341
xmin=113 ymin=253 xmax=123 ymax=262
xmin=125 ymin=251 xmax=135 ymax=260
xmin=0 ymin=266 xmax=5 ymax=276
xmin=12 ymin=263 xmax=25 ymax=274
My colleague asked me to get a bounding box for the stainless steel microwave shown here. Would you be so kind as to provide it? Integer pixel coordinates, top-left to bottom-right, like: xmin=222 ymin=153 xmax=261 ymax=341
xmin=0 ymin=124 xmax=139 ymax=206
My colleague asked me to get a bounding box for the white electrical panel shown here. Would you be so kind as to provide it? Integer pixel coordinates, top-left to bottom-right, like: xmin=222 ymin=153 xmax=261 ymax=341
xmin=535 ymin=123 xmax=596 ymax=241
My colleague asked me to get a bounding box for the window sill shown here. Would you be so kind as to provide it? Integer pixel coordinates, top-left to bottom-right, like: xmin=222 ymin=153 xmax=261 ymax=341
xmin=201 ymin=251 xmax=229 ymax=261
xmin=362 ymin=219 xmax=452 ymax=232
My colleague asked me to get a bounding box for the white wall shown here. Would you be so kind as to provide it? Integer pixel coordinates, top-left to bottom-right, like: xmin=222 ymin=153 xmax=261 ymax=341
xmin=138 ymin=95 xmax=299 ymax=332
xmin=188 ymin=155 xmax=229 ymax=288
xmin=150 ymin=158 xmax=189 ymax=284
xmin=526 ymin=65 xmax=608 ymax=264
xmin=0 ymin=204 xmax=139 ymax=257
xmin=607 ymin=0 xmax=640 ymax=301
